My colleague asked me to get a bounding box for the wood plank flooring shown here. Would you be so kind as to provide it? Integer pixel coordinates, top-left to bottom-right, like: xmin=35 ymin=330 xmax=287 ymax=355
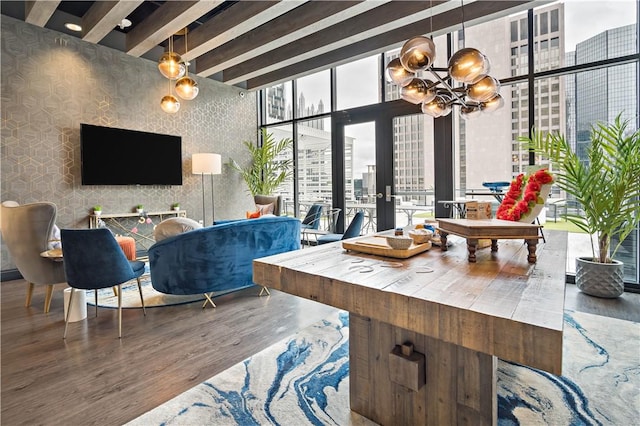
xmin=2 ymin=277 xmax=639 ymax=425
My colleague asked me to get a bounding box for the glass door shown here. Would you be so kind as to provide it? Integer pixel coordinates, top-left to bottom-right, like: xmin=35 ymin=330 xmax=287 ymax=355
xmin=344 ymin=122 xmax=378 ymax=234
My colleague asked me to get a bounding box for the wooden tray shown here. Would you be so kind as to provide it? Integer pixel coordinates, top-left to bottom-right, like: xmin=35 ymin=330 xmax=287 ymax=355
xmin=342 ymin=235 xmax=431 ymax=259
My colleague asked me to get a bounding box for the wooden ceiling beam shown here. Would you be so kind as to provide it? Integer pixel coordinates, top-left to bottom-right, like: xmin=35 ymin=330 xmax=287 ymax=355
xmin=24 ymin=0 xmax=60 ymax=27
xmin=175 ymin=1 xmax=306 ymax=62
xmin=220 ymin=1 xmax=451 ymax=85
xmin=125 ymin=1 xmax=222 ymax=57
xmin=196 ymin=1 xmax=389 ymax=77
xmin=245 ymin=1 xmax=535 ymax=90
xmin=82 ymin=1 xmax=143 ymax=44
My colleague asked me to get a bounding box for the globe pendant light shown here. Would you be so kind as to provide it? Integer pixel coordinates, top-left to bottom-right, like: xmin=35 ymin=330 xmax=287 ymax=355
xmin=481 ymin=94 xmax=504 ymax=113
xmin=174 ymin=28 xmax=199 ymax=100
xmin=160 ymin=95 xmax=180 ymax=113
xmin=175 ymin=76 xmax=199 ymax=100
xmin=448 ymin=48 xmax=490 ymax=84
xmin=467 ymin=75 xmax=500 ymax=102
xmin=158 ymin=35 xmax=185 ymax=80
xmin=401 ymin=78 xmax=436 ymax=104
xmin=399 ymin=35 xmax=436 ymax=73
xmin=160 ymin=79 xmax=180 ymax=113
xmin=385 ymin=57 xmax=414 ymax=86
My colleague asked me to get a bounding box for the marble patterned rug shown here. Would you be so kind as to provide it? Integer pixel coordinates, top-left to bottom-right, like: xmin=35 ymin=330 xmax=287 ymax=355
xmin=128 ymin=310 xmax=639 ymax=425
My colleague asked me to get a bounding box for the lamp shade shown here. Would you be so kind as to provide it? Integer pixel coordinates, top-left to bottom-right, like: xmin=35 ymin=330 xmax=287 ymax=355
xmin=192 ymin=153 xmax=222 ymax=175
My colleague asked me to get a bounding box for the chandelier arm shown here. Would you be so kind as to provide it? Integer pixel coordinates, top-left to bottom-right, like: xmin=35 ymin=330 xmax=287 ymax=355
xmin=428 ymin=69 xmax=470 ymax=107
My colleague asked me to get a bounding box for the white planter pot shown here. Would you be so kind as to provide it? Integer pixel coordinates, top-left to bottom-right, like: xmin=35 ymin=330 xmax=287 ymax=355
xmin=94 ymin=211 xmax=102 ymax=216
xmin=575 ymin=256 xmax=624 ymax=298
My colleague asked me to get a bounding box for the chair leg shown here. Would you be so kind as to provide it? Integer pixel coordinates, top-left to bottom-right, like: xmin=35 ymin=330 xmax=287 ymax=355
xmin=44 ymin=284 xmax=54 ymax=313
xmin=24 ymin=282 xmax=34 ymax=307
xmin=259 ymin=286 xmax=271 ymax=296
xmin=94 ymin=290 xmax=98 ymax=317
xmin=63 ymin=288 xmax=74 ymax=339
xmin=117 ymin=284 xmax=122 ymax=339
xmin=202 ymin=293 xmax=216 ymax=308
xmin=136 ymin=277 xmax=146 ymax=316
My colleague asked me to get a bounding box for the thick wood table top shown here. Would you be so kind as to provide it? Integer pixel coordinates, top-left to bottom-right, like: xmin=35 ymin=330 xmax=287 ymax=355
xmin=437 ymin=218 xmax=542 ymax=239
xmin=254 ymin=230 xmax=567 ymax=375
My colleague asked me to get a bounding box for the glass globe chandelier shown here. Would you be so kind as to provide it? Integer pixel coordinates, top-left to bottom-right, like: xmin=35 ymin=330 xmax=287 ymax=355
xmin=158 ymin=28 xmax=198 ymax=113
xmin=385 ymin=1 xmax=503 ymax=119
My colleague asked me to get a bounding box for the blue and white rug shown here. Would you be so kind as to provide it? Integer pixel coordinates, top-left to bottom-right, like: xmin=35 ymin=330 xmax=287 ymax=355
xmin=128 ymin=310 xmax=639 ymax=425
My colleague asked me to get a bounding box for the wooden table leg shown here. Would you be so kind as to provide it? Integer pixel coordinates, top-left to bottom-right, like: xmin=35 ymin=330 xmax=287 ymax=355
xmin=350 ymin=314 xmax=497 ymax=425
xmin=467 ymin=238 xmax=478 ymax=262
xmin=526 ymin=239 xmax=538 ymax=263
xmin=440 ymin=232 xmax=448 ymax=251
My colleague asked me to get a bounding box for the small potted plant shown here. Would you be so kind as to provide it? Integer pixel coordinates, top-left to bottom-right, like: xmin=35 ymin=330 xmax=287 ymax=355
xmin=93 ymin=205 xmax=102 ymax=216
xmin=135 ymin=204 xmax=144 ymax=214
xmin=172 ymin=202 xmax=180 ymax=211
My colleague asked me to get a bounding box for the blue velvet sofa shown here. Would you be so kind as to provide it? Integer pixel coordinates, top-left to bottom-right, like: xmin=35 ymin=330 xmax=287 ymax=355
xmin=148 ymin=216 xmax=300 ymax=299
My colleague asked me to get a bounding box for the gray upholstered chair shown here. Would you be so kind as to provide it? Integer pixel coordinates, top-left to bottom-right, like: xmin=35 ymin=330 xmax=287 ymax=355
xmin=0 ymin=202 xmax=67 ymax=312
xmin=254 ymin=194 xmax=282 ymax=216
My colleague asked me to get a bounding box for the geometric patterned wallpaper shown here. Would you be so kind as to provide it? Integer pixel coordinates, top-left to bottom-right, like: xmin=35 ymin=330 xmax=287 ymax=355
xmin=1 ymin=16 xmax=257 ymax=271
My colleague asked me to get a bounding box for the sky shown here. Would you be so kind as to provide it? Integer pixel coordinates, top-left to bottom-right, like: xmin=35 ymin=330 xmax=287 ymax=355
xmin=286 ymin=0 xmax=638 ymax=176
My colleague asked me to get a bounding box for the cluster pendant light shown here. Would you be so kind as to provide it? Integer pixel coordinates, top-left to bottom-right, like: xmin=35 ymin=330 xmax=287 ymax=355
xmin=385 ymin=2 xmax=503 ymax=119
xmin=158 ymin=28 xmax=198 ymax=113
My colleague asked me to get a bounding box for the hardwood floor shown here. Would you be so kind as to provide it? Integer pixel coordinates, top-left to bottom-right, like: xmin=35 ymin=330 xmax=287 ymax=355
xmin=1 ymin=280 xmax=336 ymax=425
xmin=2 ymin=278 xmax=639 ymax=425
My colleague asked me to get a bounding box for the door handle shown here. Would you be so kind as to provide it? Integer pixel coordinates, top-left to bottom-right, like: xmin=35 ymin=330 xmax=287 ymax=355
xmin=376 ymin=185 xmax=394 ymax=202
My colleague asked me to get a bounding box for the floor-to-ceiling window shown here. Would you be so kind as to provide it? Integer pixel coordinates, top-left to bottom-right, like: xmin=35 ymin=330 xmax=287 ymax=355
xmin=258 ymin=1 xmax=639 ymax=289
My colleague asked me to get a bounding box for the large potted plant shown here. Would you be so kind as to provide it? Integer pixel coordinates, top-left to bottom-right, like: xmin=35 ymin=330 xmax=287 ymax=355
xmin=522 ymin=114 xmax=640 ymax=297
xmin=230 ymin=129 xmax=293 ymax=196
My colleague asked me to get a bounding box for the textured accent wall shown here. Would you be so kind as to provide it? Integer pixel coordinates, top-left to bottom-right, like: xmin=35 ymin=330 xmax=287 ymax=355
xmin=1 ymin=17 xmax=257 ymax=271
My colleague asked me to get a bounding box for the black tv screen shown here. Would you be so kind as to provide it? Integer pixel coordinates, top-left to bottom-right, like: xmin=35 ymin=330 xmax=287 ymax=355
xmin=81 ymin=124 xmax=182 ymax=185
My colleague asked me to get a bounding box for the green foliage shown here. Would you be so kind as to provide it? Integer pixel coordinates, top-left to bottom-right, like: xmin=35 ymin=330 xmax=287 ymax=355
xmin=521 ymin=114 xmax=640 ymax=263
xmin=230 ymin=129 xmax=294 ymax=196
xmin=93 ymin=205 xmax=102 ymax=211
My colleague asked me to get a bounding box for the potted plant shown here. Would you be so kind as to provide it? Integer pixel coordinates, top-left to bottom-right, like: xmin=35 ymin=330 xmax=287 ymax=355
xmin=172 ymin=202 xmax=180 ymax=211
xmin=135 ymin=204 xmax=144 ymax=213
xmin=93 ymin=205 xmax=102 ymax=216
xmin=522 ymin=113 xmax=640 ymax=297
xmin=230 ymin=128 xmax=293 ymax=196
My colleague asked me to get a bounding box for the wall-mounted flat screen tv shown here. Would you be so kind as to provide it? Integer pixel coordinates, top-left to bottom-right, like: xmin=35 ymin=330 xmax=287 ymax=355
xmin=81 ymin=123 xmax=183 ymax=185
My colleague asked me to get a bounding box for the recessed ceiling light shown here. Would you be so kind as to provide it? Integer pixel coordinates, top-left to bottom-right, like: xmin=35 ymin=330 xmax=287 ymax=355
xmin=65 ymin=23 xmax=82 ymax=32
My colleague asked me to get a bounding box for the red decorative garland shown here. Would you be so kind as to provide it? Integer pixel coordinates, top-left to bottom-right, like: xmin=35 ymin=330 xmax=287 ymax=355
xmin=496 ymin=169 xmax=554 ymax=221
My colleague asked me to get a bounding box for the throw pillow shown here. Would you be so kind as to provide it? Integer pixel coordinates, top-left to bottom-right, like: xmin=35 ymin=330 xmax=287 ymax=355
xmin=256 ymin=203 xmax=275 ymax=215
xmin=153 ymin=217 xmax=203 ymax=242
xmin=246 ymin=209 xmax=261 ymax=219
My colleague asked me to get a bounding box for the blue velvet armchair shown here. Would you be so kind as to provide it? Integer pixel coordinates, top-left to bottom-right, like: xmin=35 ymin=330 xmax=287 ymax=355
xmin=148 ymin=216 xmax=300 ymax=307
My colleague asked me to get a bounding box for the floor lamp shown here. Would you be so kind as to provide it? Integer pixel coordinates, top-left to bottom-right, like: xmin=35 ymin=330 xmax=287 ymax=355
xmin=192 ymin=153 xmax=222 ymax=225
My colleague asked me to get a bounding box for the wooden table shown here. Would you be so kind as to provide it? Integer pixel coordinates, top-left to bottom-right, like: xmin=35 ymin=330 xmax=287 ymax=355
xmin=437 ymin=218 xmax=543 ymax=263
xmin=253 ymin=231 xmax=566 ymax=425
